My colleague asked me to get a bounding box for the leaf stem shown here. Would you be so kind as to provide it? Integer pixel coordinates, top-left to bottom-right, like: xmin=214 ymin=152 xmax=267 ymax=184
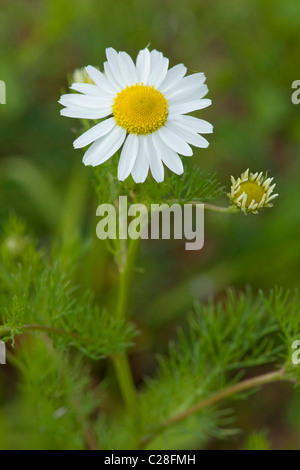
xmin=140 ymin=367 xmax=286 ymax=447
xmin=113 ymin=353 xmax=138 ymax=417
xmin=112 ymin=237 xmax=141 ymax=418
xmin=171 ymin=199 xmax=239 ymax=214
xmin=0 ymin=324 xmax=80 ymax=340
xmin=203 ymin=202 xmax=238 ymax=213
xmin=193 ymin=202 xmax=239 ymax=213
xmin=116 ymin=237 xmax=141 ymax=320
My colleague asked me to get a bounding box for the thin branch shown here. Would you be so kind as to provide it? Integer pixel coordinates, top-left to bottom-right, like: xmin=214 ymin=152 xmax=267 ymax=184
xmin=84 ymin=426 xmax=98 ymax=451
xmin=0 ymin=323 xmax=81 ymax=341
xmin=116 ymin=237 xmax=141 ymax=319
xmin=112 ymin=236 xmax=140 ymax=420
xmin=140 ymin=367 xmax=286 ymax=447
xmin=24 ymin=324 xmax=79 ymax=339
xmin=203 ymin=202 xmax=238 ymax=214
xmin=170 ymin=199 xmax=239 ymax=214
xmin=113 ymin=353 xmax=138 ymax=419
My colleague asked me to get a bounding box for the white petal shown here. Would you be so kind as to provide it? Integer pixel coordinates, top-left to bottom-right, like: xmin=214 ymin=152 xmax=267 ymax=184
xmin=165 ymin=121 xmax=209 ymax=148
xmin=160 ymin=64 xmax=187 ymax=94
xmin=118 ymin=51 xmax=138 ymax=86
xmin=118 ymin=134 xmax=139 ymax=181
xmin=131 ymin=136 xmax=149 ymax=183
xmin=104 ymin=61 xmax=123 ymax=92
xmin=167 ymin=73 xmax=206 ymax=96
xmin=136 ymin=48 xmax=151 ymax=85
xmin=267 ymin=193 xmax=278 ymax=202
xmin=105 ymin=48 xmax=126 ymax=88
xmin=70 ymin=83 xmax=109 ymax=96
xmin=73 ymin=118 xmax=116 ymax=149
xmin=83 ymin=126 xmax=126 ymax=167
xmin=85 ymin=66 xmax=117 ymax=94
xmin=149 ymin=57 xmax=169 ymax=90
xmin=167 ymin=85 xmax=209 ymax=106
xmin=168 ymin=99 xmax=212 ymax=117
xmin=150 ymin=50 xmax=164 ymax=70
xmin=59 ymin=94 xmax=113 ymax=109
xmin=60 ymin=107 xmax=112 ymax=120
xmin=158 ymin=126 xmax=193 ymax=156
xmin=173 ymin=115 xmax=213 ymax=134
xmin=152 ymin=133 xmax=183 ymax=175
xmin=166 ymin=81 xmax=208 ymax=101
xmin=145 ymin=135 xmax=164 ymax=183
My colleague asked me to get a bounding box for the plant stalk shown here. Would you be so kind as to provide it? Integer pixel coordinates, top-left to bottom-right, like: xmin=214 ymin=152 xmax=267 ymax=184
xmin=116 ymin=237 xmax=141 ymax=320
xmin=203 ymin=202 xmax=238 ymax=213
xmin=113 ymin=237 xmax=141 ymax=417
xmin=140 ymin=367 xmax=286 ymax=447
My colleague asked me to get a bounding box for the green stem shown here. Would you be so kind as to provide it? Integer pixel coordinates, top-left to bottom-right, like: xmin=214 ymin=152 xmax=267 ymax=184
xmin=113 ymin=237 xmax=141 ymax=418
xmin=140 ymin=367 xmax=286 ymax=447
xmin=171 ymin=199 xmax=239 ymax=214
xmin=113 ymin=353 xmax=137 ymax=416
xmin=0 ymin=324 xmax=80 ymax=340
xmin=193 ymin=202 xmax=239 ymax=213
xmin=203 ymin=202 xmax=238 ymax=213
xmin=0 ymin=326 xmax=11 ymax=338
xmin=116 ymin=237 xmax=141 ymax=320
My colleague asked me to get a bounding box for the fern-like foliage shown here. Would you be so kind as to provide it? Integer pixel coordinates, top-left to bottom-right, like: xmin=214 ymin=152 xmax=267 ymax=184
xmin=244 ymin=431 xmax=271 ymax=450
xmin=262 ymin=286 xmax=300 ymax=382
xmin=90 ymin=288 xmax=298 ymax=450
xmin=0 ymin=218 xmax=136 ymax=359
xmin=2 ymin=336 xmax=103 ymax=450
xmin=135 ymin=288 xmax=283 ymax=448
xmin=92 ymin=158 xmax=224 ymax=207
xmin=1 ymin=218 xmax=299 ymax=450
xmin=135 ymin=169 xmax=225 ymax=205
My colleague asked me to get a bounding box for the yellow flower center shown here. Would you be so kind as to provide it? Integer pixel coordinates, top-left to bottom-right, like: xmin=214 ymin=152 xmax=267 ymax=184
xmin=236 ymin=182 xmax=265 ymax=207
xmin=113 ymin=84 xmax=168 ymax=135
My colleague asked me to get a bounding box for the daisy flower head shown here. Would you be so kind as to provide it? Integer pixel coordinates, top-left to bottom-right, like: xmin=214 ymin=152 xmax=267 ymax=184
xmin=71 ymin=67 xmax=95 ymax=85
xmin=228 ymin=169 xmax=278 ymax=214
xmin=59 ymin=48 xmax=213 ymax=183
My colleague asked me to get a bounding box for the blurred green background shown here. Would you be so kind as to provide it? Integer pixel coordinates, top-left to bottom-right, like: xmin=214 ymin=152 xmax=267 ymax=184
xmin=1 ymin=0 xmax=300 ymax=449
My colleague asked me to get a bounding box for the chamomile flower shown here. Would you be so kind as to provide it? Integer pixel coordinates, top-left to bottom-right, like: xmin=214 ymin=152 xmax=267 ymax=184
xmin=59 ymin=47 xmax=213 ymax=183
xmin=71 ymin=67 xmax=95 ymax=85
xmin=228 ymin=169 xmax=278 ymax=214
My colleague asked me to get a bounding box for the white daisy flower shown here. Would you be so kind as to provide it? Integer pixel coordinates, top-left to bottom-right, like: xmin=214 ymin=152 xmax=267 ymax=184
xmin=59 ymin=47 xmax=213 ymax=183
xmin=71 ymin=67 xmax=95 ymax=85
xmin=228 ymin=169 xmax=278 ymax=214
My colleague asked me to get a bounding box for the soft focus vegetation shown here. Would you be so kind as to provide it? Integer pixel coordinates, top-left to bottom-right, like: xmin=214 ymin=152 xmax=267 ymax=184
xmin=1 ymin=0 xmax=300 ymax=450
